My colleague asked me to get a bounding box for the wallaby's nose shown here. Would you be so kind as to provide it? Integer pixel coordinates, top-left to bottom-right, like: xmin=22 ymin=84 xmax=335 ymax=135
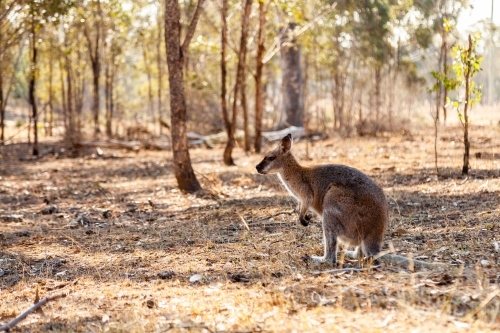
xmin=256 ymin=163 xmax=264 ymax=174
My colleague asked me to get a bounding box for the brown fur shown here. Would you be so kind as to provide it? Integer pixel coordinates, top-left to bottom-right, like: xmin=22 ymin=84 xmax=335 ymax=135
xmin=256 ymin=134 xmax=388 ymax=264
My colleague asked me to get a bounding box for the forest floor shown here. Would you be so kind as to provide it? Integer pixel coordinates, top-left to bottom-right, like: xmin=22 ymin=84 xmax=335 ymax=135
xmin=0 ymin=121 xmax=499 ymax=332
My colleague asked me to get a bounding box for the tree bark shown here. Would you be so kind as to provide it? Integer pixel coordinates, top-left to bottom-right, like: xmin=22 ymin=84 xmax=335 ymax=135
xmin=47 ymin=44 xmax=54 ymax=136
xmin=165 ymin=0 xmax=203 ymax=192
xmin=142 ymin=44 xmax=154 ymax=130
xmin=29 ymin=12 xmax=38 ymax=156
xmin=279 ymin=23 xmax=304 ymax=129
xmin=253 ymin=0 xmax=266 ymax=153
xmin=157 ymin=0 xmax=164 ymax=134
xmin=223 ymin=0 xmax=252 ymax=164
xmin=462 ymin=35 xmax=472 ymax=175
xmin=84 ymin=0 xmax=102 ymax=137
xmin=220 ymin=0 xmax=231 ymax=163
xmin=442 ymin=24 xmax=448 ymax=123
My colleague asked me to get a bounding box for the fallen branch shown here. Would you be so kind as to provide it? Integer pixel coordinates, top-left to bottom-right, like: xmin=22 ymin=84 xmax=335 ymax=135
xmin=75 ymin=139 xmax=140 ymax=151
xmin=0 ymin=293 xmax=66 ymax=332
xmin=311 ymin=265 xmax=381 ymax=275
xmin=464 ymin=288 xmax=500 ymax=321
xmin=261 ymin=126 xmax=305 ymax=143
xmin=344 ymin=250 xmax=445 ymax=270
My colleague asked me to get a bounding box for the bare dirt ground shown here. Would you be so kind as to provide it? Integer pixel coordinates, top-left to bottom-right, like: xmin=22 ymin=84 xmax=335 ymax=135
xmin=0 ymin=121 xmax=499 ymax=332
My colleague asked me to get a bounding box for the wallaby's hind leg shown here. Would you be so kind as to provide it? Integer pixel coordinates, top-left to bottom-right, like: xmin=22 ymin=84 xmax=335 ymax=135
xmin=361 ymin=236 xmax=383 ymax=259
xmin=311 ymin=214 xmax=339 ymax=264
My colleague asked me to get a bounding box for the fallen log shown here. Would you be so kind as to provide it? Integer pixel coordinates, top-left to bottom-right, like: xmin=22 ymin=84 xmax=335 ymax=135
xmin=262 ymin=126 xmax=305 ymax=142
xmin=75 ymin=140 xmax=140 ymax=151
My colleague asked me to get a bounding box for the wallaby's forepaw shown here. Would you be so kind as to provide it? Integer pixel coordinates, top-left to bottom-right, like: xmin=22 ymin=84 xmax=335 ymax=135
xmin=299 ymin=214 xmax=311 ymax=226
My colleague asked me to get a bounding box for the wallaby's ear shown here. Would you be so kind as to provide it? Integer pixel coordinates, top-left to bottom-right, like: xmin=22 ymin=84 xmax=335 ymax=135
xmin=280 ymin=134 xmax=292 ymax=155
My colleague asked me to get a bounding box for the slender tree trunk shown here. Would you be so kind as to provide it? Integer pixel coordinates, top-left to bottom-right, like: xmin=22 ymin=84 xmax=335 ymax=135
xmin=442 ymin=27 xmax=448 ymax=124
xmin=462 ymin=35 xmax=473 ymax=175
xmin=58 ymin=56 xmax=68 ymax=133
xmin=220 ymin=0 xmax=232 ymax=164
xmin=241 ymin=78 xmax=250 ymax=152
xmin=374 ymin=67 xmax=381 ymax=126
xmin=30 ymin=14 xmax=38 ymax=156
xmin=165 ymin=0 xmax=202 ymax=192
xmin=279 ymin=23 xmax=304 ymax=128
xmin=65 ymin=54 xmax=74 ymax=143
xmin=143 ymin=45 xmax=154 ymax=129
xmin=253 ymin=0 xmax=266 ymax=153
xmin=157 ymin=0 xmax=164 ymax=134
xmin=48 ymin=47 xmax=54 ymax=136
xmin=0 ymin=22 xmax=3 ymax=144
xmin=0 ymin=57 xmax=4 ymax=144
xmin=224 ymin=0 xmax=252 ymax=165
xmin=105 ymin=57 xmax=115 ymax=138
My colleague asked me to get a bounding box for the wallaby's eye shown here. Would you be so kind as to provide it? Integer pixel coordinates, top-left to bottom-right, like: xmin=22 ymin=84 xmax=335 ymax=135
xmin=268 ymin=156 xmax=275 ymax=161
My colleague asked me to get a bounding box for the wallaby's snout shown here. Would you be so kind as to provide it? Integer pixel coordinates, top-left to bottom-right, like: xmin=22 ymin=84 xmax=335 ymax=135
xmin=255 ymin=161 xmax=266 ymax=174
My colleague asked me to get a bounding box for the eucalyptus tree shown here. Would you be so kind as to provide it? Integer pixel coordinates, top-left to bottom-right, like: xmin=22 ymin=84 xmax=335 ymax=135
xmin=26 ymin=0 xmax=73 ymax=155
xmin=0 ymin=0 xmax=26 ymax=143
xmin=165 ymin=0 xmax=205 ymax=192
xmin=81 ymin=0 xmax=103 ymax=136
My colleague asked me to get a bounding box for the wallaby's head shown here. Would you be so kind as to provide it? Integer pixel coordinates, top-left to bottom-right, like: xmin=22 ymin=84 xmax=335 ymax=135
xmin=256 ymin=134 xmax=293 ymax=174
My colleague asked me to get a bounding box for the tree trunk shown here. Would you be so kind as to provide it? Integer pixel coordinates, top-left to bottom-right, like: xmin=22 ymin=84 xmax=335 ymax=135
xmin=374 ymin=67 xmax=381 ymax=126
xmin=58 ymin=56 xmax=68 ymax=134
xmin=165 ymin=0 xmax=202 ymax=193
xmin=442 ymin=27 xmax=448 ymax=124
xmin=0 ymin=22 xmax=3 ymax=144
xmin=30 ymin=15 xmax=38 ymax=156
xmin=253 ymin=0 xmax=266 ymax=153
xmin=157 ymin=0 xmax=164 ymax=134
xmin=279 ymin=23 xmax=304 ymax=129
xmin=0 ymin=56 xmax=4 ymax=144
xmin=462 ymin=35 xmax=472 ymax=175
xmin=91 ymin=57 xmax=100 ymax=135
xmin=224 ymin=0 xmax=252 ymax=164
xmin=47 ymin=47 xmax=54 ymax=136
xmin=241 ymin=78 xmax=250 ymax=152
xmin=142 ymin=45 xmax=154 ymax=131
xmin=105 ymin=58 xmax=115 ymax=138
xmin=65 ymin=54 xmax=74 ymax=143
xmin=220 ymin=0 xmax=233 ymax=165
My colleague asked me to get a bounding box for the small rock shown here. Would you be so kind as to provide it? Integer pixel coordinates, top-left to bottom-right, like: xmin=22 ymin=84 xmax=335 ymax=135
xmin=459 ymin=295 xmax=471 ymax=303
xmin=77 ymin=215 xmax=91 ymax=227
xmin=229 ymin=273 xmax=250 ymax=283
xmin=14 ymin=231 xmax=30 ymax=237
xmin=146 ymin=299 xmax=155 ymax=308
xmin=1 ymin=215 xmax=23 ymax=223
xmin=102 ymin=210 xmax=112 ymax=219
xmin=41 ymin=205 xmax=59 ymax=215
xmin=480 ymin=259 xmax=492 ymax=268
xmin=189 ymin=274 xmax=203 ymax=283
xmin=157 ymin=271 xmax=175 ymax=280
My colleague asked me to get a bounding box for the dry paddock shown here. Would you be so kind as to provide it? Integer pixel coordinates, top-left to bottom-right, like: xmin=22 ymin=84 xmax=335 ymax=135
xmin=0 ymin=124 xmax=499 ymax=332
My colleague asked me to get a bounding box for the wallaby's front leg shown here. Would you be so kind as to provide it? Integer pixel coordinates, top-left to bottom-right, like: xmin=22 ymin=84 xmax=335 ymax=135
xmin=298 ymin=200 xmax=311 ymax=226
xmin=311 ymin=213 xmax=339 ymax=264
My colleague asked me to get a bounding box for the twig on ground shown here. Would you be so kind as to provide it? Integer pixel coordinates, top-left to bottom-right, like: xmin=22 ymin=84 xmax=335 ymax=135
xmin=310 ymin=265 xmax=381 ymax=275
xmin=464 ymin=288 xmax=500 ymax=321
xmin=0 ymin=293 xmax=66 ymax=332
xmin=238 ymin=213 xmax=250 ymax=231
xmin=254 ymin=210 xmax=295 ymax=222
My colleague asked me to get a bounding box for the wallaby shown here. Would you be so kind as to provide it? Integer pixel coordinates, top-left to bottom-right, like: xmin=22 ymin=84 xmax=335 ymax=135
xmin=256 ymin=134 xmax=438 ymax=269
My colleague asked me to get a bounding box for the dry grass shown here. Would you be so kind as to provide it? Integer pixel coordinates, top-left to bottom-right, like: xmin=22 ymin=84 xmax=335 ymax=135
xmin=0 ymin=122 xmax=499 ymax=332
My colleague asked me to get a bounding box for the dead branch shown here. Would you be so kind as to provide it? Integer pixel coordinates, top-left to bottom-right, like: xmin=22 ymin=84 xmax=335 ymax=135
xmin=343 ymin=250 xmax=445 ymax=270
xmin=261 ymin=126 xmax=305 ymax=143
xmin=75 ymin=139 xmax=140 ymax=151
xmin=311 ymin=265 xmax=381 ymax=275
xmin=0 ymin=293 xmax=66 ymax=332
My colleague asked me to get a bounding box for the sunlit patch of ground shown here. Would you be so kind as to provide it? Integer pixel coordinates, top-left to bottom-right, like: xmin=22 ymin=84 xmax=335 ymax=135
xmin=0 ymin=122 xmax=499 ymax=332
